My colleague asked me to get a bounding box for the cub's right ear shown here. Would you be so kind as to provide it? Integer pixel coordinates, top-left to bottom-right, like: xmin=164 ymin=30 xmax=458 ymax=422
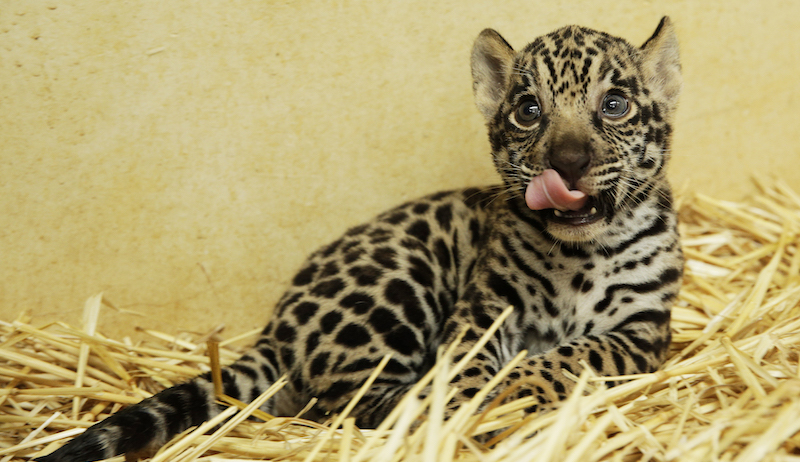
xmin=471 ymin=29 xmax=515 ymax=121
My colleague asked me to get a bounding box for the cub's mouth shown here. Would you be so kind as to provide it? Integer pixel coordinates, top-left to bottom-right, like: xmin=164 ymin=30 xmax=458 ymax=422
xmin=525 ymin=170 xmax=611 ymax=227
xmin=546 ymin=196 xmax=606 ymax=226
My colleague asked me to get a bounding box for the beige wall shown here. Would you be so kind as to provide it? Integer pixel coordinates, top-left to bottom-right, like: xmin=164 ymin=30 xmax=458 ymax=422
xmin=2 ymin=1 xmax=799 ymax=339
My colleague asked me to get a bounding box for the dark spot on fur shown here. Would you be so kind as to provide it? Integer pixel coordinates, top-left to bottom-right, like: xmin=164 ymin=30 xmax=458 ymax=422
xmin=336 ymin=323 xmax=372 ymax=347
xmin=348 ymin=265 xmax=383 ymax=286
xmin=276 ymin=292 xmax=303 ymax=316
xmin=435 ymin=204 xmax=453 ymax=232
xmin=384 ymin=325 xmax=421 ymax=355
xmin=339 ymin=292 xmax=375 ymax=314
xmin=612 ymin=351 xmax=626 ymax=374
xmin=413 ymin=202 xmax=430 ymax=214
xmin=221 ymin=368 xmax=241 ymax=399
xmin=320 ymin=239 xmax=342 ymax=257
xmin=558 ymin=345 xmax=574 ymax=357
xmin=369 ymin=307 xmax=400 ymax=333
xmin=280 ymin=346 xmax=295 ymax=369
xmin=469 ymin=218 xmax=481 ymax=245
xmin=433 ymin=238 xmax=451 ymax=270
xmin=311 ymin=278 xmax=345 ymax=298
xmin=343 ymin=247 xmax=366 ymax=264
xmin=406 ymin=220 xmax=431 ymax=243
xmin=293 ymin=263 xmax=318 ymax=286
xmin=464 ymin=367 xmax=482 ymax=377
xmin=385 ymin=279 xmax=426 ymax=327
xmin=373 ymin=247 xmax=399 ymax=270
xmin=384 ymin=358 xmax=411 ymax=375
xmin=543 ymin=297 xmax=559 ymax=317
xmin=293 ymin=302 xmax=319 ymax=325
xmin=408 ymin=256 xmax=435 ymax=288
xmin=384 ymin=211 xmax=408 ymax=224
xmin=320 ymin=311 xmax=343 ymax=334
xmin=470 ymin=302 xmax=494 ymax=330
xmin=320 ymin=261 xmax=340 ymax=278
xmin=274 ymin=322 xmax=296 ymax=343
xmin=487 ymin=271 xmax=524 ymax=312
xmin=589 ymin=350 xmax=604 ymax=371
xmin=306 ymin=331 xmax=320 ymax=356
xmin=346 ymin=224 xmax=368 ymax=236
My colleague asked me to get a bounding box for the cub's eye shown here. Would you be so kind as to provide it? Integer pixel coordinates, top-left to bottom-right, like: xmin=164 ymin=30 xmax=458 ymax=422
xmin=514 ymin=97 xmax=542 ymax=126
xmin=601 ymin=93 xmax=629 ymax=118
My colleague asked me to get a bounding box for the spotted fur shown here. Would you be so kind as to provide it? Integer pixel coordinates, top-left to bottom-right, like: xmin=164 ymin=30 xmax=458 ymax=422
xmin=38 ymin=18 xmax=683 ymax=461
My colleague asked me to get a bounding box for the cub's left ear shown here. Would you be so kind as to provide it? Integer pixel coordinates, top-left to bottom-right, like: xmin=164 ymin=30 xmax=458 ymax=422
xmin=641 ymin=16 xmax=682 ymax=108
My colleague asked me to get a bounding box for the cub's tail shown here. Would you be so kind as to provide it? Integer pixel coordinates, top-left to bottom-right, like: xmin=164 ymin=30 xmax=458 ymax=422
xmin=37 ymin=343 xmax=280 ymax=462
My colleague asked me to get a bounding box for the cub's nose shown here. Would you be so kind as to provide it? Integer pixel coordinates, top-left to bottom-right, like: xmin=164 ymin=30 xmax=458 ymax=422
xmin=547 ymin=140 xmax=590 ymax=188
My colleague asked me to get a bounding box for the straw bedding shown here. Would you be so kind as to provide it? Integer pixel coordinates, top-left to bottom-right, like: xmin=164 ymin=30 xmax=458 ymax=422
xmin=2 ymin=178 xmax=800 ymax=462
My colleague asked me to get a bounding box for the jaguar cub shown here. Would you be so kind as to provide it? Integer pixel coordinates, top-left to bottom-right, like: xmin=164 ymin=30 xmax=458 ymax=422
xmin=40 ymin=17 xmax=683 ymax=461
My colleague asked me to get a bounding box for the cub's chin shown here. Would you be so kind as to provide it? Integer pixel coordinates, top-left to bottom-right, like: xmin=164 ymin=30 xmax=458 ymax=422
xmin=545 ymin=219 xmax=607 ymax=244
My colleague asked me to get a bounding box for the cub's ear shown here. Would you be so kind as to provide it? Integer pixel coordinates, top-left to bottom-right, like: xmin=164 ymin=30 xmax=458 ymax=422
xmin=471 ymin=29 xmax=515 ymax=121
xmin=640 ymin=16 xmax=682 ymax=108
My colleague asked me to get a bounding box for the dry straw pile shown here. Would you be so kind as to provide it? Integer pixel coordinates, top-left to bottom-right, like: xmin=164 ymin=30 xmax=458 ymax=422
xmin=2 ymin=178 xmax=800 ymax=462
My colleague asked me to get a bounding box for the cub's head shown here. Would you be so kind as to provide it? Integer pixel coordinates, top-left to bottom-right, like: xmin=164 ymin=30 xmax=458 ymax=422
xmin=472 ymin=18 xmax=681 ymax=243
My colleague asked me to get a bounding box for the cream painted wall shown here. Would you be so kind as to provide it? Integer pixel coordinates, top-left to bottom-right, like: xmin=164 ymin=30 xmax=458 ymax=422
xmin=2 ymin=1 xmax=799 ymax=339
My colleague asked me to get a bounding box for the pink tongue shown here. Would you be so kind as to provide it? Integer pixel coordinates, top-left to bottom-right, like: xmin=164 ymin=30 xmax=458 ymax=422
xmin=525 ymin=169 xmax=588 ymax=211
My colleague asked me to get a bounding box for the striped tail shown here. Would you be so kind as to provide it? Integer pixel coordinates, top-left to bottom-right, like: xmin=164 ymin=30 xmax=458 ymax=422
xmin=37 ymin=342 xmax=282 ymax=462
xmin=36 ymin=378 xmax=217 ymax=462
